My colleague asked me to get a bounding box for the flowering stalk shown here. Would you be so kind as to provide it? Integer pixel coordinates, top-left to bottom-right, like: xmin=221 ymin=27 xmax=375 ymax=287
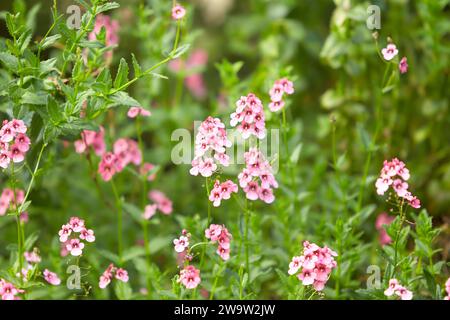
xmin=110 ymin=178 xmax=123 ymax=262
xmin=135 ymin=116 xmax=152 ymax=298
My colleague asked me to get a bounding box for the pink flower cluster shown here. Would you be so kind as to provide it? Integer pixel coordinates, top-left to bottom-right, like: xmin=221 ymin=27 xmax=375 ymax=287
xmin=238 ymin=148 xmax=278 ymax=203
xmin=190 ymin=116 xmax=231 ymax=177
xmin=209 ymin=179 xmax=238 ymax=207
xmin=230 ymin=93 xmax=266 ymax=139
xmin=127 ymin=106 xmax=151 ymax=118
xmin=268 ymin=78 xmax=294 ymax=112
xmin=142 ymin=190 xmax=173 ymax=220
xmin=444 ymin=278 xmax=450 ymax=300
xmin=288 ymin=241 xmax=338 ymax=291
xmin=0 ymin=278 xmax=24 ymax=300
xmin=169 ymin=49 xmax=208 ymax=99
xmin=384 ymin=279 xmax=413 ymax=300
xmin=43 ymin=269 xmax=61 ymax=286
xmin=74 ymin=127 xmax=106 ymax=156
xmin=178 ymin=265 xmax=201 ymax=289
xmin=0 ymin=119 xmax=30 ymax=169
xmin=375 ymin=213 xmax=394 ymax=246
xmin=172 ymin=4 xmax=186 ymax=20
xmin=205 ymin=224 xmax=232 ymax=261
xmin=0 ymin=188 xmax=24 ymax=216
xmin=140 ymin=162 xmax=157 ymax=182
xmin=98 ymin=138 xmax=142 ymax=181
xmin=375 ymin=158 xmax=421 ymax=209
xmin=99 ymin=263 xmax=129 ymax=289
xmin=58 ymin=217 xmax=95 ymax=256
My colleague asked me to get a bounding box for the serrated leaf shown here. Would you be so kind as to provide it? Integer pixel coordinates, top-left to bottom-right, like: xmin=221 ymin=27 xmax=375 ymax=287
xmin=97 ymin=2 xmax=120 ymax=14
xmin=40 ymin=34 xmax=61 ymax=49
xmin=110 ymin=91 xmax=140 ymax=107
xmin=131 ymin=53 xmax=141 ymax=77
xmin=114 ymin=58 xmax=129 ymax=89
xmin=0 ymin=52 xmax=19 ymax=71
xmin=47 ymin=96 xmax=64 ymax=123
xmin=171 ymin=43 xmax=190 ymax=59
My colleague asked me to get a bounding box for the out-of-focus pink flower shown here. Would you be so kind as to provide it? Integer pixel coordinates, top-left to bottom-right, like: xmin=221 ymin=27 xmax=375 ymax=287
xmin=399 ymin=57 xmax=408 ymax=74
xmin=172 ymin=4 xmax=186 ymax=20
xmin=99 ymin=264 xmax=116 ymax=289
xmin=381 ymin=43 xmax=398 ymax=61
xmin=148 ymin=190 xmax=173 ymax=215
xmin=0 ymin=188 xmax=25 ymax=216
xmin=88 ymin=14 xmax=119 ymax=62
xmin=140 ymin=162 xmax=157 ymax=181
xmin=127 ymin=107 xmax=151 ymax=118
xmin=74 ymin=127 xmax=106 ymax=156
xmin=169 ymin=49 xmax=208 ymax=99
xmin=375 ymin=213 xmax=395 ymax=246
xmin=43 ymin=269 xmax=61 ymax=286
xmin=143 ymin=204 xmax=157 ymax=220
xmin=24 ymin=249 xmax=41 ymax=264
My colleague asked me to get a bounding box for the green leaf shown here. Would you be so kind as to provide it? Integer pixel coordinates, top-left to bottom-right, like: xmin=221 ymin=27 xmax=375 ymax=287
xmin=40 ymin=34 xmax=61 ymax=49
xmin=97 ymin=2 xmax=120 ymax=14
xmin=110 ymin=91 xmax=140 ymax=107
xmin=131 ymin=53 xmax=141 ymax=77
xmin=24 ymin=231 xmax=40 ymax=251
xmin=21 ymin=91 xmax=47 ymax=105
xmin=0 ymin=52 xmax=19 ymax=71
xmin=114 ymin=281 xmax=132 ymax=300
xmin=114 ymin=58 xmax=129 ymax=89
xmin=290 ymin=143 xmax=302 ymax=164
xmin=171 ymin=43 xmax=190 ymax=59
xmin=43 ymin=124 xmax=61 ymax=143
xmin=47 ymin=96 xmax=64 ymax=124
xmin=122 ymin=246 xmax=146 ymax=262
xmin=5 ymin=13 xmax=16 ymax=37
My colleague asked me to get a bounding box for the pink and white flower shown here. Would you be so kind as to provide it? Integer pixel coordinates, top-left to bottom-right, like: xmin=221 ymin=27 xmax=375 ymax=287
xmin=381 ymin=43 xmax=399 ymax=61
xmin=43 ymin=269 xmax=61 ymax=286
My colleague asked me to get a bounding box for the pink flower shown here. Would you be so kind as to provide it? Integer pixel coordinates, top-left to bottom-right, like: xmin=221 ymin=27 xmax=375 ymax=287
xmin=58 ymin=224 xmax=72 ymax=242
xmin=288 ymin=256 xmax=303 ymax=275
xmin=15 ymin=133 xmax=30 ymax=152
xmin=288 ymin=241 xmax=337 ymax=291
xmin=268 ymin=100 xmax=285 ymax=112
xmin=297 ymin=269 xmax=316 ymax=286
xmin=143 ymin=204 xmax=157 ymax=220
xmin=173 ymin=235 xmax=189 ymax=253
xmin=399 ymin=57 xmax=408 ymax=74
xmin=190 ymin=116 xmax=231 ymax=177
xmin=381 ymin=43 xmax=399 ymax=61
xmin=244 ymin=181 xmax=259 ymax=200
xmin=115 ymin=268 xmax=129 ymax=282
xmin=0 ymin=278 xmax=24 ymax=300
xmin=205 ymin=224 xmax=232 ymax=261
xmin=79 ymin=228 xmax=96 ymax=242
xmin=98 ymin=152 xmax=117 ymax=181
xmin=375 ymin=158 xmax=421 ymax=209
xmin=69 ymin=216 xmax=85 ymax=232
xmin=268 ymin=78 xmax=294 ymax=112
xmin=208 ymin=180 xmax=238 ymax=207
xmin=444 ymin=277 xmax=450 ymax=300
xmin=66 ymin=239 xmax=84 ymax=256
xmin=74 ymin=127 xmax=106 ymax=156
xmin=375 ymin=213 xmax=395 ymax=246
xmin=99 ymin=264 xmax=116 ymax=289
xmin=88 ymin=14 xmax=119 ymax=62
xmin=148 ymin=190 xmax=173 ymax=215
xmin=127 ymin=107 xmax=151 ymax=118
xmin=172 ymin=4 xmax=186 ymax=20
xmin=43 ymin=269 xmax=61 ymax=286
xmin=178 ymin=265 xmax=201 ymax=289
xmin=258 ymin=187 xmax=274 ymax=204
xmin=24 ymin=249 xmax=41 ymax=264
xmin=0 ymin=152 xmax=10 ymax=169
xmin=140 ymin=162 xmax=157 ymax=181
xmin=9 ymin=144 xmax=24 ymax=162
xmin=384 ymin=278 xmax=413 ymax=300
xmin=392 ymin=179 xmax=408 ymax=197
xmin=230 ymin=94 xmax=266 ymax=139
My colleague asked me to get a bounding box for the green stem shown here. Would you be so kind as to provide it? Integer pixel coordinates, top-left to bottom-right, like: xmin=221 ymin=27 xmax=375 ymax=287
xmin=392 ymin=200 xmax=406 ymax=278
xmin=244 ymin=198 xmax=250 ymax=274
xmin=110 ymin=178 xmax=123 ymax=262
